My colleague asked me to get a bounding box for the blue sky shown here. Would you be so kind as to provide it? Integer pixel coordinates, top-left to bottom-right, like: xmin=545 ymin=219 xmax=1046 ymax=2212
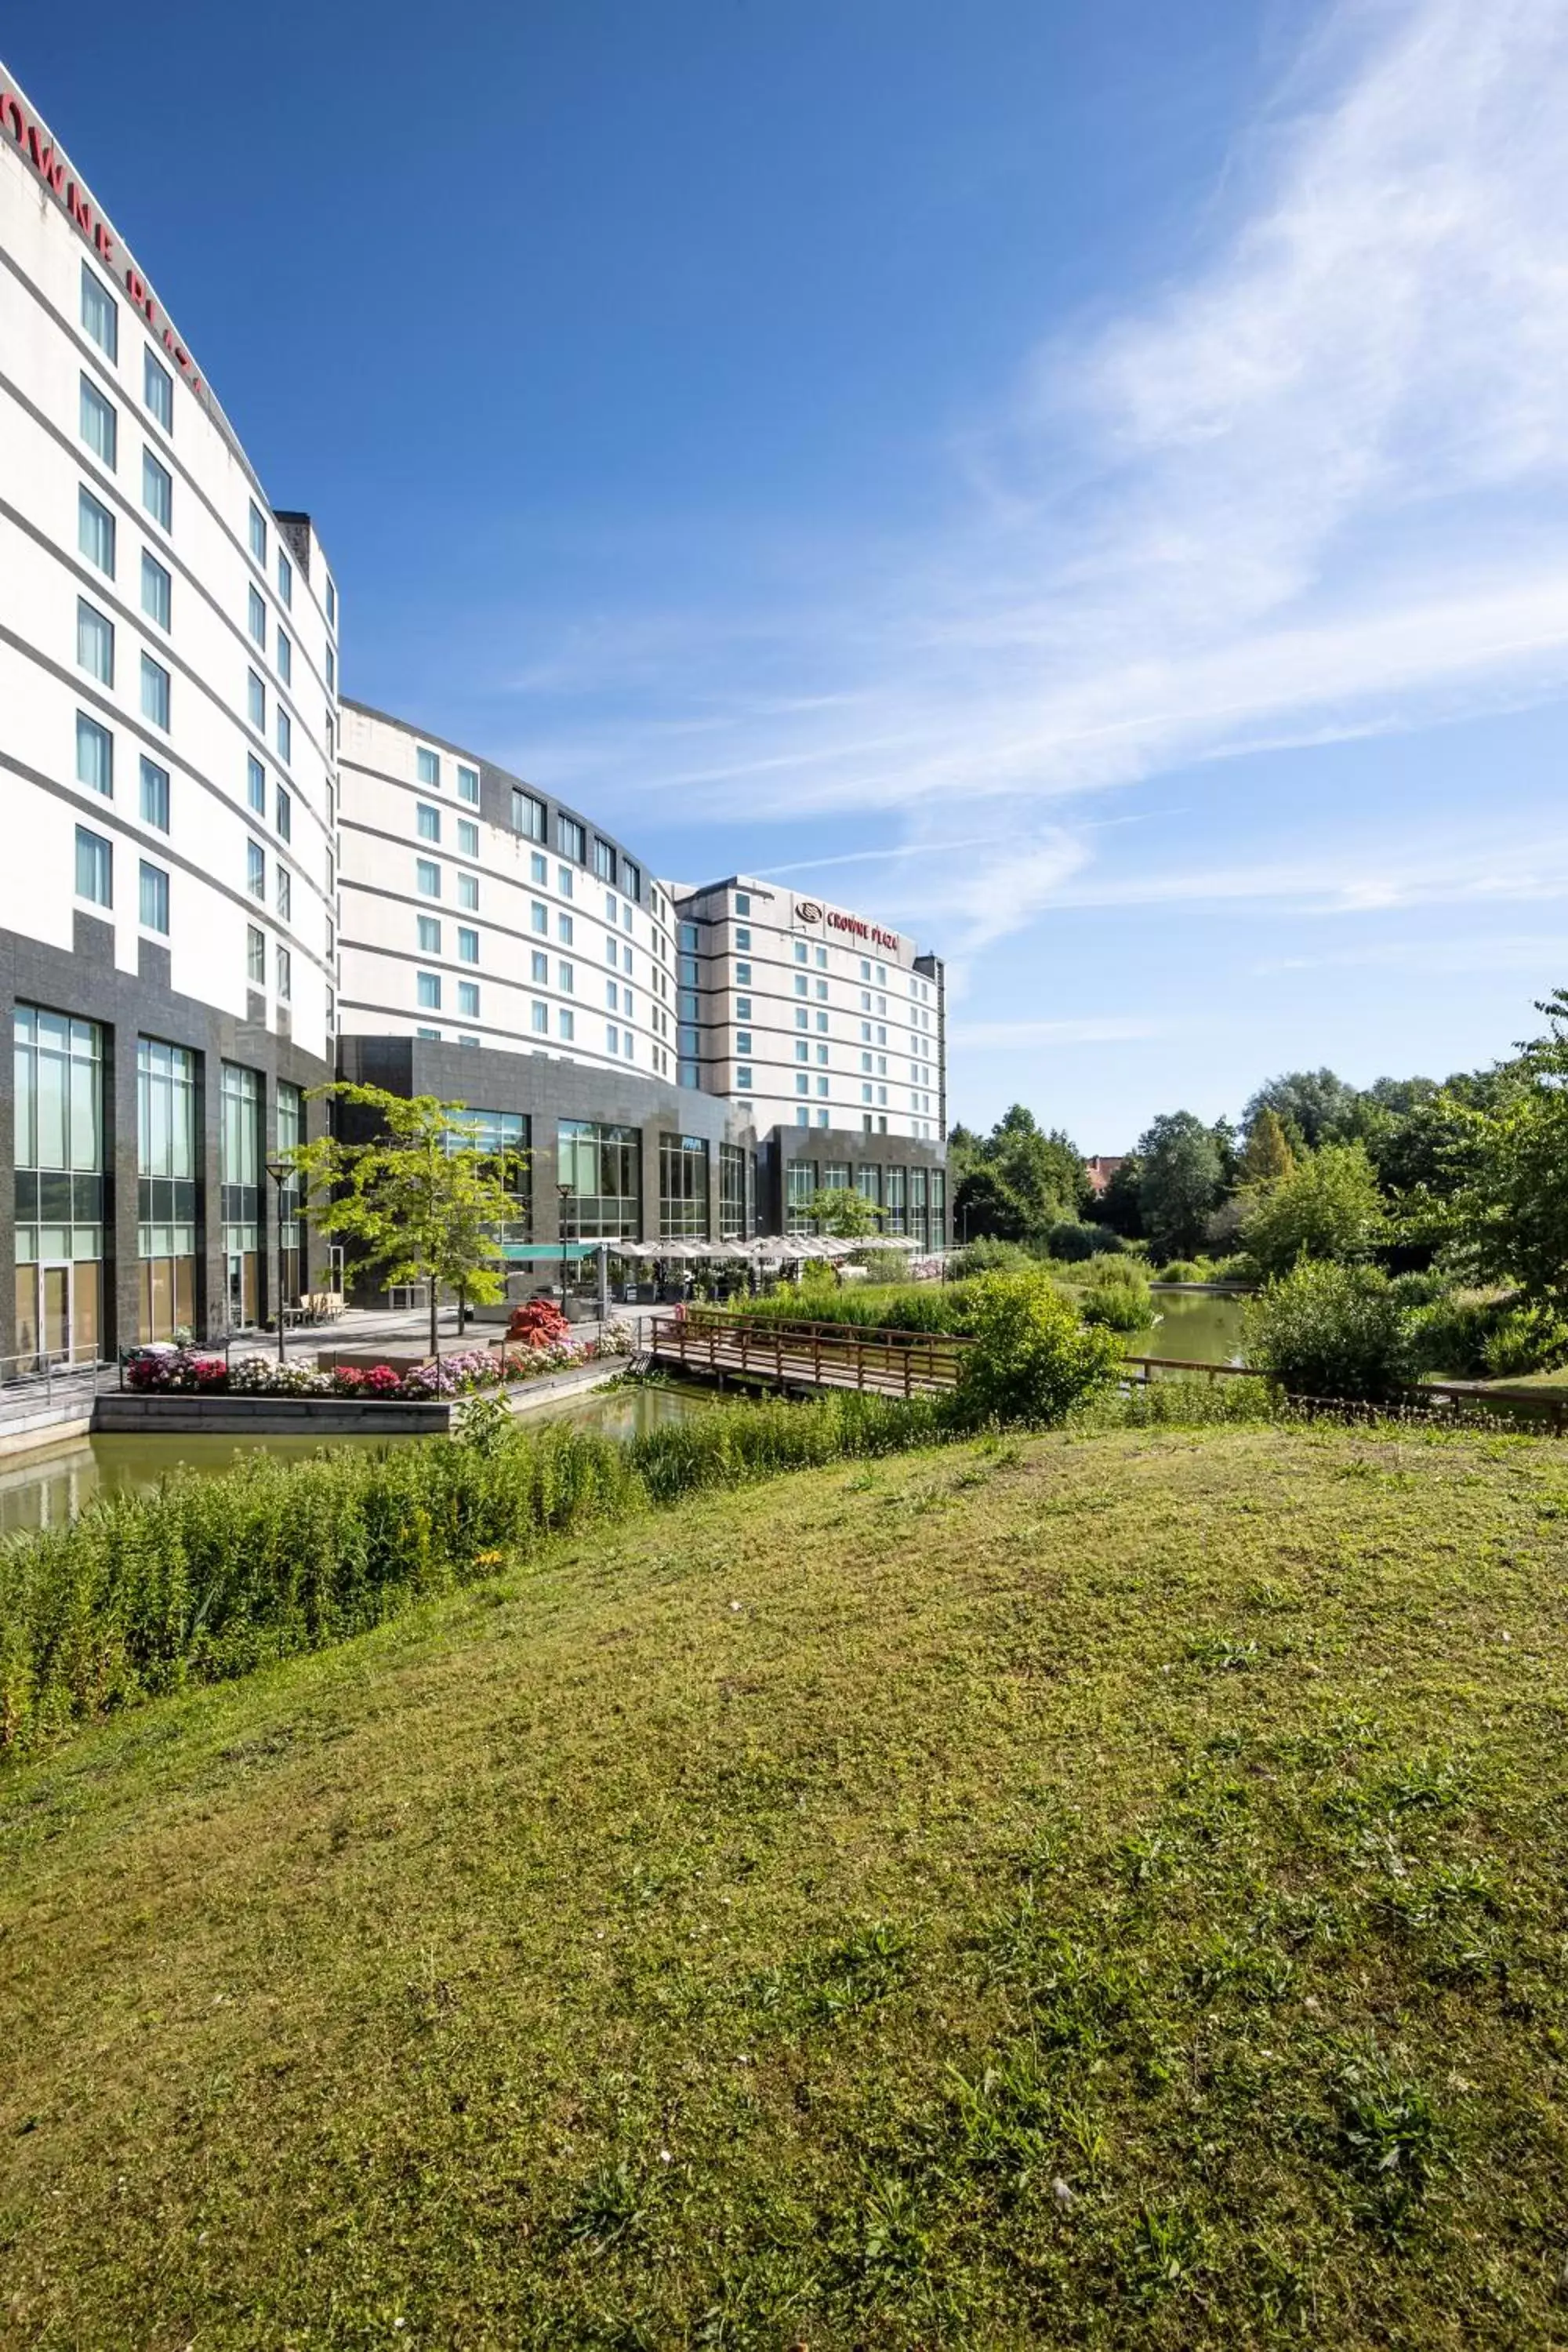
xmin=13 ymin=0 xmax=1566 ymax=1147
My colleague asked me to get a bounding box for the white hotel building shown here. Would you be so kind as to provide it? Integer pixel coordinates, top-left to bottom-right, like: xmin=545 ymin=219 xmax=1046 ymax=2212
xmin=0 ymin=60 xmax=948 ymax=1365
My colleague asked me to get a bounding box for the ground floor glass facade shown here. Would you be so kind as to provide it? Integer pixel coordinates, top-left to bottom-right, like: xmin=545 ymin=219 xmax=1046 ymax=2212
xmin=13 ymin=1007 xmax=104 ymax=1364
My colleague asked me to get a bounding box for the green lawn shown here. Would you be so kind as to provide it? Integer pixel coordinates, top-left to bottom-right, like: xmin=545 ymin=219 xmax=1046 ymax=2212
xmin=3 ymin=1419 xmax=1568 ymax=2347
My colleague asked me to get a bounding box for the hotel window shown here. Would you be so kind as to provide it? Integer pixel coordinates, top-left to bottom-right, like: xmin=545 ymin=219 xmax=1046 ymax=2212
xmin=531 ymin=901 xmax=548 ymax=934
xmin=816 ymin=1077 xmax=829 ymax=1097
xmin=75 ymin=826 xmax=112 ymax=906
xmin=612 ymin=939 xmax=625 ymax=970
xmin=457 ymin=764 xmax=479 ymax=804
xmin=734 ymin=891 xmax=750 ymax=916
xmin=624 ymin=859 xmax=641 ymax=900
xmin=604 ymin=892 xmax=618 ymax=926
xmin=417 ymin=804 xmax=440 ymax=843
xmin=532 ymin=950 xmax=549 ymax=984
xmin=416 ymin=746 xmax=441 ymax=788
xmin=861 ymin=1051 xmax=873 ymax=1073
xmin=795 ymin=1109 xmax=809 ymax=1128
xmin=659 ymin=1134 xmax=709 ymax=1240
xmin=417 ymin=1026 xmax=441 ymax=1042
xmin=277 ymin=630 xmax=292 ymax=685
xmin=78 ymin=486 xmax=115 ymax=576
xmin=247 ymin=838 xmax=265 ymax=899
xmin=735 ymin=960 xmax=752 ymax=985
xmin=877 ymin=964 xmax=887 ymax=985
xmin=736 ymin=1030 xmax=753 ymax=1054
xmin=458 ymin=982 xmax=479 ymax=1019
xmin=140 ymin=654 xmax=170 ymax=731
xmin=77 ymin=598 xmax=114 ymax=684
xmin=326 ymin=577 xmax=336 ymax=627
xmin=795 ymin=1009 xmax=808 ymax=1030
xmin=623 ymin=904 xmax=633 ymax=934
xmin=513 ymin=789 xmax=546 ymax=840
xmin=557 ymin=960 xmax=574 ymax=991
xmin=459 ymin=927 xmax=479 ymax=964
xmin=559 ymin=815 xmax=586 ymax=862
xmin=139 ymin=861 xmax=169 ymax=934
xmin=530 ymin=851 xmax=548 ymax=885
xmin=326 ymin=646 xmax=336 ymax=693
xmin=680 ymin=923 xmax=699 ymax=950
xmin=249 ymin=503 xmax=267 ymax=564
xmin=796 ymin=1043 xmax=809 ymax=1064
xmin=815 ymin=947 xmax=827 ymax=968
xmin=144 ymin=349 xmax=172 ymax=432
xmin=274 ymin=783 xmax=292 ymax=840
xmin=606 ymin=980 xmax=619 ymax=1011
xmin=276 ymin=707 xmax=292 ymax=764
xmin=276 ymin=945 xmax=292 ymax=1001
xmin=558 ymin=1120 xmax=641 ymax=1240
xmin=76 ymin=713 xmax=113 ymax=796
xmin=816 ymin=1011 xmax=829 ymax=1033
xmin=247 ymin=754 xmax=266 ymax=813
xmin=816 ymin=1045 xmax=829 ymax=1065
xmin=815 ymin=980 xmax=828 ymax=1000
xmin=458 ymin=873 xmax=478 ymax=911
xmin=81 ymin=261 xmax=118 ymax=358
xmin=557 ymin=913 xmax=574 ymax=945
xmin=794 ymin=942 xmax=808 ymax=964
xmin=142 ymin=449 xmax=172 ymax=532
xmin=278 ymin=549 xmax=293 ymax=607
xmin=276 ymin=866 xmax=292 ymax=922
xmin=735 ymin=995 xmax=752 ymax=1019
xmin=246 ymin=926 xmax=265 ymax=985
xmin=248 ymin=670 xmax=266 ymax=730
xmin=417 ymin=860 xmax=441 ymax=897
xmin=532 ymin=1002 xmax=548 ymax=1033
xmin=417 ymin=972 xmax=441 ymax=1010
xmin=457 ymin=819 xmax=479 ymax=858
xmin=794 ymin=976 xmax=808 ymax=999
xmin=736 ymin=1066 xmax=753 ymax=1090
xmin=593 ymin=837 xmax=615 ymax=884
xmin=140 ymin=757 xmax=169 ymax=830
xmin=735 ymin=926 xmax=751 ymax=949
xmin=418 ymin=916 xmax=441 ymax=955
xmin=140 ymin=552 xmax=171 ymax=631
xmin=796 ymin=1075 xmax=808 ymax=1096
xmin=135 ymin=1036 xmax=198 ymax=1341
xmin=79 ymin=376 xmax=117 ymax=468
xmin=561 ymin=1009 xmax=577 ymax=1041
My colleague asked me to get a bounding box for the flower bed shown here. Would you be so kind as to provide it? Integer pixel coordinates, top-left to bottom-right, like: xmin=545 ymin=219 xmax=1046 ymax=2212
xmin=124 ymin=1325 xmax=634 ymax=1401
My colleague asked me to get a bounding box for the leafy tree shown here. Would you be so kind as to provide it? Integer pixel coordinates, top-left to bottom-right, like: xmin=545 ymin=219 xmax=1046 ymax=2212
xmin=1136 ymin=1112 xmax=1226 ymax=1260
xmin=1240 ymin=1142 xmax=1385 ymax=1277
xmin=804 ymin=1185 xmax=884 ymax=1240
xmin=953 ymin=1164 xmax=1027 ymax=1244
xmin=287 ymin=1083 xmax=529 ymax=1359
xmin=1239 ymin=1107 xmax=1295 ymax=1185
xmin=1243 ymin=1068 xmax=1363 ymax=1151
xmin=1243 ymin=1261 xmax=1415 ymax=1403
xmin=1093 ymin=1152 xmax=1145 ymax=1239
xmin=953 ymin=1106 xmax=1090 ymax=1245
xmin=951 ymin=1272 xmax=1122 ymax=1427
xmin=1445 ymin=991 xmax=1568 ymax=1308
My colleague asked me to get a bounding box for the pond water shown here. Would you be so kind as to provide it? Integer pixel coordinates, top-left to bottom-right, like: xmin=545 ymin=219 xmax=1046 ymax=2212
xmin=1139 ymin=1288 xmax=1248 ymax=1367
xmin=0 ymin=1377 xmax=717 ymax=1536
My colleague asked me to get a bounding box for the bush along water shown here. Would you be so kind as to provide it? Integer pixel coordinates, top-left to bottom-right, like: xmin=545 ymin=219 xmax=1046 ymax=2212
xmin=0 ymin=1273 xmax=1127 ymax=1759
xmin=1077 ymin=1257 xmax=1155 ymax=1331
xmin=1243 ymin=1261 xmax=1416 ymax=1404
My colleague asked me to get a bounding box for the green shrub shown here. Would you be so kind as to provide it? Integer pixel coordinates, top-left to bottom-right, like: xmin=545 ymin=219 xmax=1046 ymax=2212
xmin=731 ymin=1283 xmax=978 ymax=1334
xmin=950 ymin=1274 xmax=1123 ymax=1428
xmin=1156 ymin=1258 xmax=1207 ymax=1283
xmin=1044 ymin=1221 xmax=1123 ymax=1262
xmin=1480 ymin=1303 xmax=1568 ymax=1380
xmin=1079 ymin=1258 xmax=1154 ymax=1330
xmin=1388 ymin=1270 xmax=1448 ymax=1309
xmin=948 ymin=1239 xmax=1034 ymax=1279
xmin=1243 ymin=1262 xmax=1416 ymax=1403
xmin=1403 ymin=1290 xmax=1568 ymax=1379
xmin=851 ymin=1249 xmax=913 ymax=1283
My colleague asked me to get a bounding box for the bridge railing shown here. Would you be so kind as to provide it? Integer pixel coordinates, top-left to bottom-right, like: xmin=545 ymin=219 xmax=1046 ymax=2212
xmin=651 ymin=1310 xmax=974 ymax=1396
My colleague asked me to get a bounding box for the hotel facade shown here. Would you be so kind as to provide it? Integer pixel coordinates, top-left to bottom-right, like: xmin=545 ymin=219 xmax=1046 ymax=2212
xmin=0 ymin=63 xmax=948 ymax=1364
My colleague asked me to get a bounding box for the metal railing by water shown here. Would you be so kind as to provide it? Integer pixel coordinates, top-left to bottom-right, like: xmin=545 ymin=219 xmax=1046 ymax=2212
xmin=0 ymin=1341 xmax=107 ymax=1404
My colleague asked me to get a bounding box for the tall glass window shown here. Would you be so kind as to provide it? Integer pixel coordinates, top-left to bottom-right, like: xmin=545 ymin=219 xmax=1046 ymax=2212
xmin=13 ymin=1008 xmax=104 ymax=1364
xmin=884 ymin=1165 xmax=908 ymax=1236
xmin=137 ymin=1037 xmax=198 ymax=1340
xmin=659 ymin=1135 xmax=709 ymax=1240
xmin=78 ymin=485 xmax=115 ymax=575
xmin=277 ymin=1080 xmax=303 ymax=1307
xmin=221 ymin=1063 xmax=262 ymax=1328
xmin=909 ymin=1165 xmax=929 ymax=1250
xmin=557 ymin=1120 xmax=640 ymax=1241
xmin=786 ymin=1160 xmax=818 ymax=1233
xmin=80 ymin=261 xmax=118 ymax=358
xmin=931 ymin=1168 xmax=947 ymax=1246
xmin=719 ymin=1142 xmax=752 ymax=1241
xmin=452 ymin=1109 xmax=530 ymax=1257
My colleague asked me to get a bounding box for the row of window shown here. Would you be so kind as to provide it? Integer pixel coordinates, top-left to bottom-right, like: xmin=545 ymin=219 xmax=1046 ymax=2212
xmin=416 ymin=745 xmax=480 ymax=803
xmin=73 ymin=822 xmax=167 ymax=934
xmin=506 ymin=787 xmax=642 ymax=900
xmin=76 ymin=597 xmax=170 ymax=727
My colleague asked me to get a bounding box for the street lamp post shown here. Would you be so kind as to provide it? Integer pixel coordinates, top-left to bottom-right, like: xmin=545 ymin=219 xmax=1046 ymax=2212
xmin=264 ymin=1157 xmax=291 ymax=1366
xmin=557 ymin=1181 xmax=574 ymax=1310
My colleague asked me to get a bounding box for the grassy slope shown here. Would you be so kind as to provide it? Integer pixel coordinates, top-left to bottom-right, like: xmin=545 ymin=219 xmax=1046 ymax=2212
xmin=2 ymin=1423 xmax=1568 ymax=2349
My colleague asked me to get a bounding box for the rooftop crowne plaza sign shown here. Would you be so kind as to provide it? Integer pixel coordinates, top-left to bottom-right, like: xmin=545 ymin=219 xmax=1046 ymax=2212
xmin=795 ymin=898 xmax=900 ymax=953
xmin=1 ymin=73 xmax=209 ymax=410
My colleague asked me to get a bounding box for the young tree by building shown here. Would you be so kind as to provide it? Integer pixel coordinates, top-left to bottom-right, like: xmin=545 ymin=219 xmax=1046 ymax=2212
xmin=286 ymin=1083 xmax=529 ymax=1360
xmin=805 ymin=1185 xmax=884 ymax=1240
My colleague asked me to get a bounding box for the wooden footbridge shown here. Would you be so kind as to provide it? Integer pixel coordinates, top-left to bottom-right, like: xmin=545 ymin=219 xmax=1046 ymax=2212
xmin=648 ymin=1310 xmax=971 ymax=1399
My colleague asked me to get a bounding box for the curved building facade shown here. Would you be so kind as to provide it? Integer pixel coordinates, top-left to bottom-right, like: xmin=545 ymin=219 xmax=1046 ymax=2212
xmin=0 ymin=64 xmax=339 ymax=1358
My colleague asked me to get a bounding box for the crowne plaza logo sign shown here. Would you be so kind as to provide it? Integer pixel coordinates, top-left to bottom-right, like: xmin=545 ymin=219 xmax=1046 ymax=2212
xmin=794 ymin=898 xmax=900 ymax=952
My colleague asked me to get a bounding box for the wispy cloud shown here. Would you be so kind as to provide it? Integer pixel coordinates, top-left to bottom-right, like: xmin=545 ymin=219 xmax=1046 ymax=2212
xmin=506 ymin=0 xmax=1568 ymax=957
